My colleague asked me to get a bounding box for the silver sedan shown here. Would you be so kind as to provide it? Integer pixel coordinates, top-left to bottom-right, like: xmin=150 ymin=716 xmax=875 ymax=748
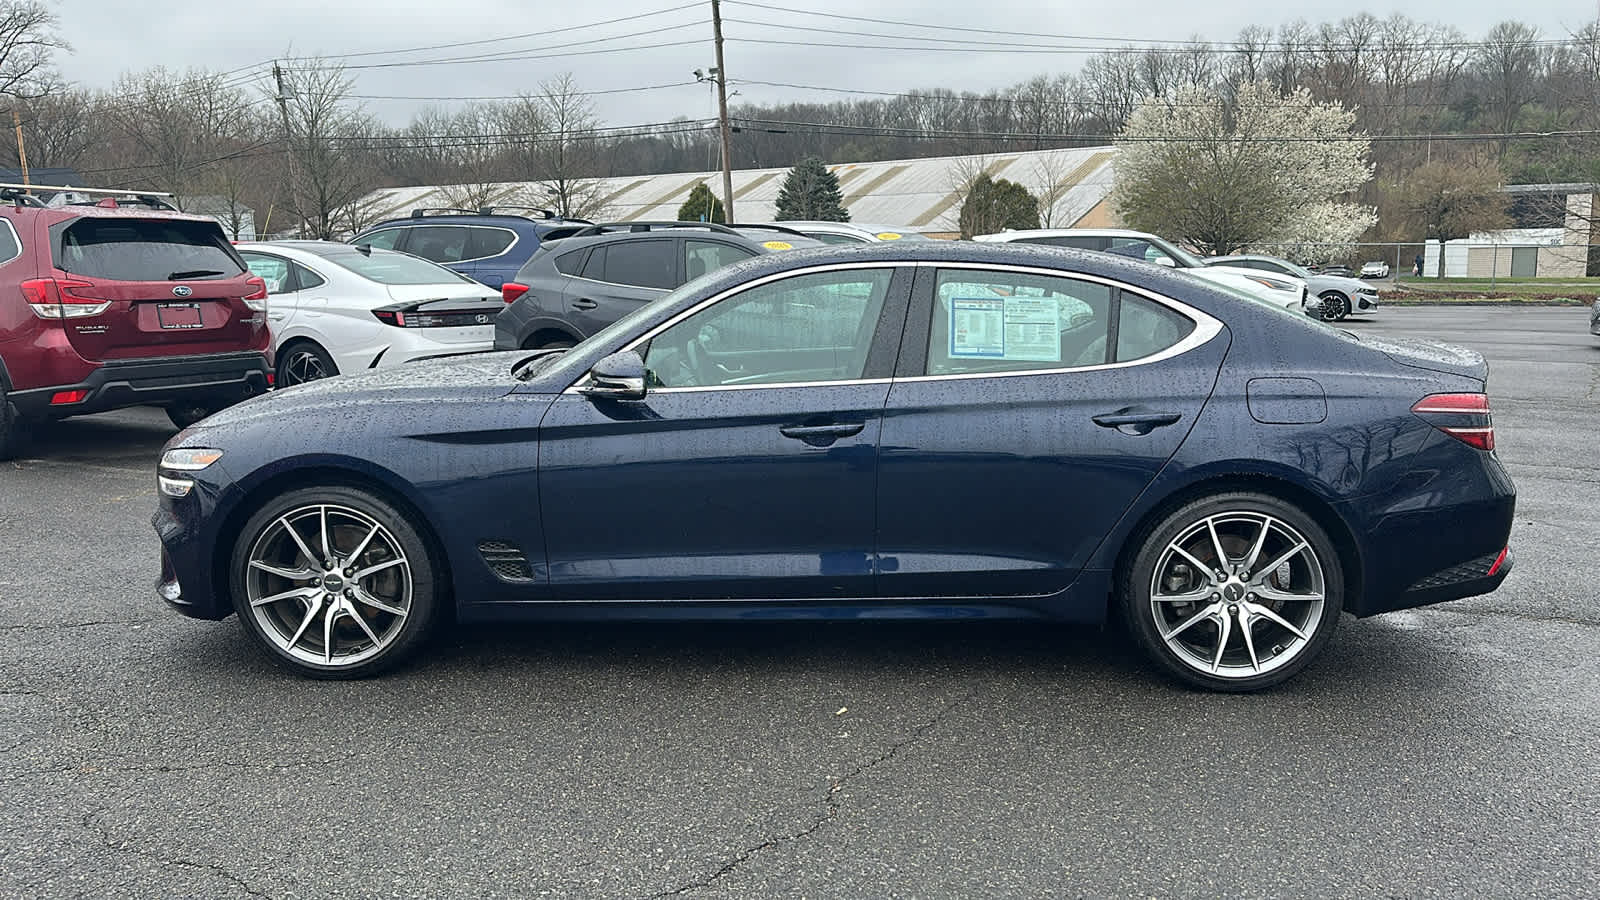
xmin=1205 ymin=254 xmax=1381 ymax=322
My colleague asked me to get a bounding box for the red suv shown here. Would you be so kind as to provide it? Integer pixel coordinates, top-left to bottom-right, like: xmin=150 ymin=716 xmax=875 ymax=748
xmin=0 ymin=189 xmax=272 ymax=459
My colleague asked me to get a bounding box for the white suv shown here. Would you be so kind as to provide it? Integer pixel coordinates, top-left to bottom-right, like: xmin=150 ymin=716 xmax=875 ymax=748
xmin=974 ymin=228 xmax=1308 ymax=311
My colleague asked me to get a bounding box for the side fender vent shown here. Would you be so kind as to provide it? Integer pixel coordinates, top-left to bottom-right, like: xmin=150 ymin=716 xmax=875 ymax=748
xmin=477 ymin=540 xmax=534 ymax=583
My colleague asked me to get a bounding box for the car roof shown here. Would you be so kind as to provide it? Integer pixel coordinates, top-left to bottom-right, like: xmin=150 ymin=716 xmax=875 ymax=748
xmin=359 ymin=212 xmax=579 ymax=233
xmin=782 ymin=221 xmax=919 ymax=234
xmin=975 ymin=227 xmax=1155 ymax=241
xmin=540 ymin=228 xmax=769 ymax=255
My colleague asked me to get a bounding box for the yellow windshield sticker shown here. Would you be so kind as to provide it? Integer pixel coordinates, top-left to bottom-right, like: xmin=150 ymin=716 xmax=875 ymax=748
xmin=762 ymin=240 xmax=793 ymax=250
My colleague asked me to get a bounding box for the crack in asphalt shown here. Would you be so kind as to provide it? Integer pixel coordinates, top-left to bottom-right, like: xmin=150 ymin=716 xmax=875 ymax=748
xmin=1 ymin=757 xmax=340 ymax=784
xmin=0 ymin=619 xmax=158 ymax=632
xmin=81 ymin=808 xmax=271 ymax=898
xmin=649 ymin=692 xmax=972 ymax=898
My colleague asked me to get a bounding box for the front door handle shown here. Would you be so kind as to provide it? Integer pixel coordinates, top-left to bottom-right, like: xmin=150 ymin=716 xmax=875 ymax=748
xmin=1092 ymin=409 xmax=1182 ymax=435
xmin=779 ymin=422 xmax=865 ymax=441
xmin=571 ymin=298 xmax=598 ymax=310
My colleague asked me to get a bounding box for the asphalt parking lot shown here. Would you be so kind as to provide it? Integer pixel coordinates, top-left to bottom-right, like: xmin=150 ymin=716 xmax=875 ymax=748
xmin=2 ymin=305 xmax=1597 ymax=899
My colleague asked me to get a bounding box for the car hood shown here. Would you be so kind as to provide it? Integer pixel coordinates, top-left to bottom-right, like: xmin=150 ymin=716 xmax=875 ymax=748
xmin=1352 ymin=334 xmax=1487 ymax=382
xmin=193 ymin=352 xmax=529 ymax=431
xmin=1309 ymin=273 xmax=1375 ymax=294
xmin=1201 ymin=264 xmax=1306 ymax=292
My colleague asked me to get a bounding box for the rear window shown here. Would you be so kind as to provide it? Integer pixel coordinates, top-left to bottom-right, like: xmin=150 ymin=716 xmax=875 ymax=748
xmin=311 ymin=247 xmax=475 ymax=286
xmin=56 ymin=218 xmax=243 ymax=282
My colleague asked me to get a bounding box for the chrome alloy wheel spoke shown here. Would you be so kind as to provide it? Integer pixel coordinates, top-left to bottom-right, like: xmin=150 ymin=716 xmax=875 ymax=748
xmin=1150 ymin=510 xmax=1327 ymax=679
xmin=246 ymin=504 xmax=412 ymax=666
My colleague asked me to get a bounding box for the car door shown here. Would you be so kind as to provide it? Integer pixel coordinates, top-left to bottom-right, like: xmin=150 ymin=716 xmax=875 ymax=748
xmin=563 ymin=239 xmax=676 ymax=336
xmin=874 ymin=264 xmax=1228 ymax=601
xmin=537 ymin=264 xmax=912 ymax=600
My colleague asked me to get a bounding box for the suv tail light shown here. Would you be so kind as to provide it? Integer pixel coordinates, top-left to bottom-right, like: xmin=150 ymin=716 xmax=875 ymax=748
xmin=242 ymin=275 xmax=269 ymax=312
xmin=502 ymin=282 xmax=530 ymax=304
xmin=1412 ymin=393 xmax=1494 ymax=451
xmin=21 ymin=277 xmax=110 ymax=319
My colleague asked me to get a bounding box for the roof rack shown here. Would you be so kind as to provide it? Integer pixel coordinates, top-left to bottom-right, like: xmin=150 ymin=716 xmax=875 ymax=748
xmin=409 ymin=207 xmax=482 ymax=218
xmin=0 ymin=182 xmax=178 ymax=211
xmin=478 ymin=205 xmax=563 ymax=219
xmin=568 ymin=221 xmax=740 ymax=239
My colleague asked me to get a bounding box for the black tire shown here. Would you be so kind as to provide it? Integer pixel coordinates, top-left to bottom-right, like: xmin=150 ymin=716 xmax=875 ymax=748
xmin=524 ymin=335 xmax=576 ymax=351
xmin=167 ymin=402 xmax=222 ymax=430
xmin=1120 ymin=491 xmax=1344 ymax=692
xmin=275 ymin=341 xmax=339 ymax=387
xmin=1318 ymin=291 xmax=1350 ymax=321
xmin=0 ymin=386 xmax=31 ymax=461
xmin=228 ymin=484 xmax=442 ymax=679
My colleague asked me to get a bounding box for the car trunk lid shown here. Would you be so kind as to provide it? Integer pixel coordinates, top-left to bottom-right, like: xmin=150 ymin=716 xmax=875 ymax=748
xmin=1352 ymin=333 xmax=1488 ymax=382
xmin=373 ymin=284 xmax=504 ymax=344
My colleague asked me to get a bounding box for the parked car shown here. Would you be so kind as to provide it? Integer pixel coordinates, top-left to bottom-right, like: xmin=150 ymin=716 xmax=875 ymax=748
xmin=494 ymin=222 xmax=780 ymax=351
xmin=1360 ymin=261 xmax=1391 ymax=279
xmin=236 ymin=241 xmax=503 ymax=388
xmin=726 ymin=223 xmax=827 ymax=250
xmin=1590 ymin=298 xmax=1599 ymax=339
xmin=778 ymin=221 xmax=932 ymax=244
xmin=155 ymin=241 xmax=1515 ymax=690
xmin=1205 ymin=254 xmax=1380 ymax=321
xmin=349 ymin=207 xmax=591 ymax=290
xmin=1309 ymin=263 xmax=1355 ymax=278
xmin=0 ymin=184 xmax=271 ymax=457
xmin=975 ymin=228 xmax=1308 ymax=311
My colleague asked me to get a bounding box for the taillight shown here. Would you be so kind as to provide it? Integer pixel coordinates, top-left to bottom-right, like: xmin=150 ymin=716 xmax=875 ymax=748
xmin=502 ymin=282 xmax=530 ymax=304
xmin=372 ymin=305 xmax=496 ymax=328
xmin=372 ymin=309 xmax=404 ymax=327
xmin=243 ymin=275 xmax=269 ymax=312
xmin=1412 ymin=393 xmax=1494 ymax=451
xmin=22 ymin=277 xmax=110 ymax=319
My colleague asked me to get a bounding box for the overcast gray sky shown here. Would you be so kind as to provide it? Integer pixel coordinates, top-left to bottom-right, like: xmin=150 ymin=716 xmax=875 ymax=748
xmin=53 ymin=0 xmax=1600 ymax=126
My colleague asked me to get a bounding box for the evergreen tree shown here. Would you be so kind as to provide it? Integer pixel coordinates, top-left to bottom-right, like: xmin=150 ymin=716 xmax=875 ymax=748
xmin=774 ymin=157 xmax=850 ymax=221
xmin=677 ymin=183 xmax=725 ymax=223
xmin=958 ymin=174 xmax=1040 ymax=238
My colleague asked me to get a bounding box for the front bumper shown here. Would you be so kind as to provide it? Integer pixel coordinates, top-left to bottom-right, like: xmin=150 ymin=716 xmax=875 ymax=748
xmin=11 ymin=351 xmax=270 ymax=418
xmin=152 ymin=468 xmax=239 ymax=620
xmin=1353 ymin=292 xmax=1381 ymax=314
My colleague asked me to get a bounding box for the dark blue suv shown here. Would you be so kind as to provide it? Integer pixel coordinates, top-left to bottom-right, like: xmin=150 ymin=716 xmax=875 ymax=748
xmin=349 ymin=207 xmax=590 ymax=290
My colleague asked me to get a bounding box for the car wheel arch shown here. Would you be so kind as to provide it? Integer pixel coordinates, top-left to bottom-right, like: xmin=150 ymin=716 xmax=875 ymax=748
xmin=523 ymin=325 xmax=582 ymax=350
xmin=274 ymin=337 xmax=340 ymax=383
xmin=1106 ymin=470 xmax=1366 ymax=620
xmin=210 ymin=462 xmax=456 ymax=618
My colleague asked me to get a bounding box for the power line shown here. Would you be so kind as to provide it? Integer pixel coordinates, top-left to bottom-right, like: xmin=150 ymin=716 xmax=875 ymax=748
xmin=290 ymin=27 xmax=708 ymax=71
xmin=348 ymin=82 xmax=700 ymax=102
xmin=322 ymin=2 xmax=708 ymax=61
xmin=724 ymin=2 xmax=1594 ymax=51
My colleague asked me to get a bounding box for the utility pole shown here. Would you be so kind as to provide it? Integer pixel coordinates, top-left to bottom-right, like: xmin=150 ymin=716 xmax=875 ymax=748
xmin=711 ymin=0 xmax=735 ymax=223
xmin=272 ymin=62 xmax=305 ymax=237
xmin=11 ymin=108 xmax=28 ymax=185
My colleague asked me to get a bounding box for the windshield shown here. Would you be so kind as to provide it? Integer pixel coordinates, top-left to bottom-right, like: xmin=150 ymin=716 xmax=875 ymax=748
xmin=305 ymin=246 xmax=477 ymax=285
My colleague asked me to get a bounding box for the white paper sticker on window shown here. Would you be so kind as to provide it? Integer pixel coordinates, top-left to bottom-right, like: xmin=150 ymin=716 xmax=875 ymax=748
xmin=949 ymin=297 xmax=1005 ymax=358
xmin=949 ymin=296 xmax=1060 ymax=361
xmin=1002 ymin=296 xmax=1061 ymax=361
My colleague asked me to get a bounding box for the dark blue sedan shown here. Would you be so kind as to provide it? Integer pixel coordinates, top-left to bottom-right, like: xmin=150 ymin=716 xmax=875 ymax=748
xmin=153 ymin=243 xmax=1514 ymax=690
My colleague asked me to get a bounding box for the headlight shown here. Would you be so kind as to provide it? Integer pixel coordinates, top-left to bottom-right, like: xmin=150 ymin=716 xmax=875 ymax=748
xmin=1246 ymin=276 xmax=1297 ymax=293
xmin=158 ymin=448 xmax=223 ymax=498
xmin=160 ymin=448 xmax=224 ymax=471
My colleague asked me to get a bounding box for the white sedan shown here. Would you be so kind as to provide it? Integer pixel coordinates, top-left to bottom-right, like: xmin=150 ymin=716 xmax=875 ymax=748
xmin=236 ymin=241 xmax=503 ymax=387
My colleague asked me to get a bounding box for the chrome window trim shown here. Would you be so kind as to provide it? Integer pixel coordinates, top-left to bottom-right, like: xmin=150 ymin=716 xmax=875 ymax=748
xmin=0 ymin=217 xmax=21 ymax=266
xmin=404 ymin=224 xmax=521 ymax=265
xmin=898 ymin=260 xmax=1225 ymax=382
xmin=565 ymin=273 xmax=670 ymax=292
xmin=562 ymin=261 xmax=903 ymax=395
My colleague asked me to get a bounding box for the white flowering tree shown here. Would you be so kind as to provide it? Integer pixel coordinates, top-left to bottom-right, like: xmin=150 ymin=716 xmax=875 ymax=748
xmin=1113 ymin=82 xmax=1375 ymax=257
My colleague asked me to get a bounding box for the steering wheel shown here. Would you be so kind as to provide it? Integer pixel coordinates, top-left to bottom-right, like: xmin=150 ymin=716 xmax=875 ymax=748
xmin=682 ymin=324 xmax=723 ymax=386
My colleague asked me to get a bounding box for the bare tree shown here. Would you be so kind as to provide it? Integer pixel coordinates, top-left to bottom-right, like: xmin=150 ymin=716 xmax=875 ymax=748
xmin=0 ymin=1 xmax=65 ymax=100
xmin=1399 ymin=157 xmax=1510 ymax=276
xmin=511 ymin=73 xmax=608 ymax=218
xmin=1031 ymin=152 xmax=1077 ymax=228
xmin=5 ymin=87 xmax=93 ymax=171
xmin=1476 ymin=21 xmax=1543 ymax=155
xmin=273 ymin=57 xmax=381 ymax=239
xmin=104 ymin=68 xmax=251 ymax=202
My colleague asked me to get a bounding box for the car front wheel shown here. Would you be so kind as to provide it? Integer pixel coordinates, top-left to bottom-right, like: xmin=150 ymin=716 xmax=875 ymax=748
xmin=229 ymin=485 xmax=441 ymax=678
xmin=1318 ymin=291 xmax=1350 ymax=321
xmin=1121 ymin=492 xmax=1343 ymax=691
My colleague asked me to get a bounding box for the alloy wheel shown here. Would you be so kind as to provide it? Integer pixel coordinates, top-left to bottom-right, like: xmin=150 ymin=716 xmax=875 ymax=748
xmin=1148 ymin=511 xmax=1327 ymax=680
xmin=244 ymin=503 xmax=412 ymax=667
xmin=281 ymin=349 xmax=329 ymax=386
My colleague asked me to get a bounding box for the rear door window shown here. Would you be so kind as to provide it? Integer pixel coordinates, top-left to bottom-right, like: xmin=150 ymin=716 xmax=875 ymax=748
xmin=294 ymin=263 xmax=326 ymax=291
xmin=241 ymin=252 xmax=296 ymax=293
xmin=56 ymin=218 xmax=243 ymax=281
xmin=403 ymin=226 xmax=472 ymax=263
xmin=554 ymin=249 xmax=589 ymax=276
xmin=600 ymin=240 xmax=675 ymax=289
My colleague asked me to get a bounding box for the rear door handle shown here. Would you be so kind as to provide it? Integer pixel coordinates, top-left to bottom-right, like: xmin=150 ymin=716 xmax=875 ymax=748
xmin=779 ymin=423 xmax=865 ymax=440
xmin=571 ymin=298 xmax=598 ymax=310
xmin=1092 ymin=410 xmax=1182 ymax=435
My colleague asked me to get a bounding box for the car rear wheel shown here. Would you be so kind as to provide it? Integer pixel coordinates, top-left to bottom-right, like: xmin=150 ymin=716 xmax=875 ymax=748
xmin=229 ymin=485 xmax=441 ymax=679
xmin=276 ymin=342 xmax=339 ymax=387
xmin=1318 ymin=291 xmax=1350 ymax=321
xmin=1121 ymin=492 xmax=1343 ymax=691
xmin=524 ymin=335 xmax=576 ymax=351
xmin=0 ymin=386 xmax=31 ymax=460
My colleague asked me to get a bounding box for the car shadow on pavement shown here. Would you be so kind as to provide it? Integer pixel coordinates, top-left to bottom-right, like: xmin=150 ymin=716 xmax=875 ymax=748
xmin=23 ymin=407 xmax=175 ymax=466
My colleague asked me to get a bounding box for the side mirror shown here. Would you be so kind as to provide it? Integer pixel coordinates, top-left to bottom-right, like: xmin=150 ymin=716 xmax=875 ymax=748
xmin=1152 ymin=256 xmax=1176 ymax=267
xmin=580 ymin=350 xmax=648 ymax=401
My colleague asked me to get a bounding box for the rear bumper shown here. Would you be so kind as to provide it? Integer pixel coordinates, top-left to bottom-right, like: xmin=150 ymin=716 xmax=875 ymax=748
xmin=10 ymin=351 xmax=270 ymax=418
